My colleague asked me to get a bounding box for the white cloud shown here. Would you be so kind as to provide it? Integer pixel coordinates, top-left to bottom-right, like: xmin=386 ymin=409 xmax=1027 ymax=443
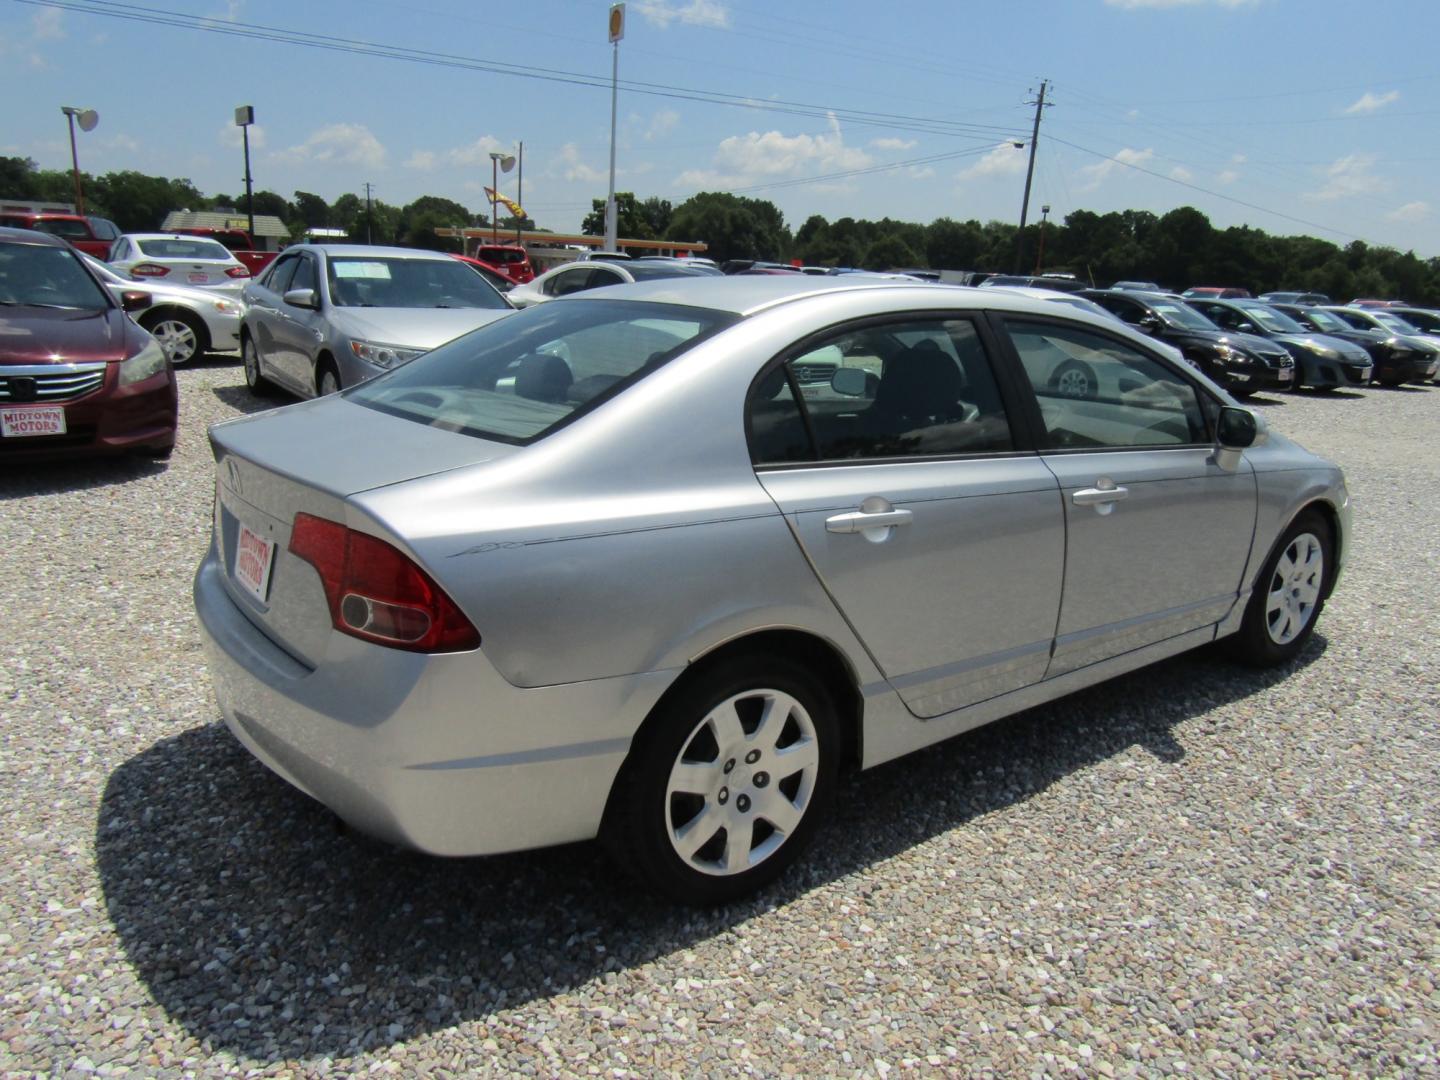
xmin=677 ymin=114 xmax=870 ymax=187
xmin=1386 ymin=201 xmax=1430 ymax=223
xmin=273 ymin=123 xmax=387 ymax=169
xmin=634 ymin=0 xmax=730 ymax=28
xmin=907 ymin=166 xmax=936 ymax=180
xmin=645 ymin=109 xmax=680 ymax=141
xmin=1343 ymin=90 xmax=1400 ymax=116
xmin=871 ymin=137 xmax=917 ymax=151
xmin=1077 ymin=146 xmax=1154 ymax=190
xmin=557 ymin=143 xmax=608 ymax=184
xmin=1169 ymin=165 xmax=1194 ymax=182
xmin=1105 ymin=0 xmax=1259 ymax=8
xmin=103 ymin=134 xmax=141 ymax=155
xmin=1216 ymin=153 xmax=1245 ymax=184
xmin=31 ymin=8 xmax=64 ymax=39
xmin=956 ymin=142 xmax=1026 ymax=181
xmin=403 ymin=136 xmax=507 ymax=172
xmin=1304 ymin=153 xmax=1389 ymax=201
xmin=219 ymin=123 xmax=266 ymax=151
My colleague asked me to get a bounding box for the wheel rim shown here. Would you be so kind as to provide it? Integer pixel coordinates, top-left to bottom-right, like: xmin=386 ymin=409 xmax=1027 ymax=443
xmin=1056 ymin=367 xmax=1092 ymax=398
xmin=150 ymin=319 xmax=198 ymax=364
xmin=664 ymin=688 xmax=820 ymax=877
xmin=243 ymin=338 xmax=260 ymax=387
xmin=1265 ymin=531 xmax=1324 ymax=645
xmin=319 ymin=369 xmax=339 ymax=395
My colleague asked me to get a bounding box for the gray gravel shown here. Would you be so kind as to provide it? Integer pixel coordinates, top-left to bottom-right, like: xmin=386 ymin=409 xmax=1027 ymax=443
xmin=1 ymin=360 xmax=1436 ymax=1077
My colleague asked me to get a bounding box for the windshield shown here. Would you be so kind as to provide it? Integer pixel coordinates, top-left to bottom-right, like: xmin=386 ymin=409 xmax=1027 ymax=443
xmin=0 ymin=241 xmax=109 ymax=308
xmin=350 ymin=299 xmax=736 ymax=444
xmin=136 ymin=237 xmax=233 ymax=261
xmin=1297 ymin=308 xmax=1347 ymax=332
xmin=1237 ymin=304 xmax=1304 ymax=333
xmin=1374 ymin=312 xmax=1419 ymax=334
xmin=1152 ymin=300 xmax=1216 ymax=330
xmin=326 ymin=256 xmax=510 ymax=310
xmin=625 ymin=264 xmax=706 ymax=282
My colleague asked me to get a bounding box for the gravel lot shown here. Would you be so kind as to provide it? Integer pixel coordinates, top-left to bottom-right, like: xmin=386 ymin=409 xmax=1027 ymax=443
xmin=1 ymin=356 xmax=1436 ymax=1077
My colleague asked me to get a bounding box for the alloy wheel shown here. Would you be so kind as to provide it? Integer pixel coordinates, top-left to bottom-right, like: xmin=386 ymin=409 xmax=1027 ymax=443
xmin=150 ymin=318 xmax=199 ymax=364
xmin=1264 ymin=531 xmax=1324 ymax=645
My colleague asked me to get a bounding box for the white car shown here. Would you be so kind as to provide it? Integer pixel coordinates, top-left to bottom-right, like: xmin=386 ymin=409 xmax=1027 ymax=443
xmin=507 ymin=259 xmax=712 ymax=308
xmin=83 ymin=253 xmax=244 ymax=365
xmin=107 ymin=233 xmax=251 ymax=300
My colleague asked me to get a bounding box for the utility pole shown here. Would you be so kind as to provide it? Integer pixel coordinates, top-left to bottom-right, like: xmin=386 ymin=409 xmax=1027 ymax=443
xmin=364 ymin=182 xmax=374 ymax=244
xmin=1014 ymin=79 xmax=1049 ymax=274
xmin=604 ymin=4 xmax=625 ymax=252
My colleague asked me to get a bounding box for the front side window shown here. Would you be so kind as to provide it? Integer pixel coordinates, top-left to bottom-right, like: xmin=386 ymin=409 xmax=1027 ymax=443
xmin=749 ymin=318 xmax=1015 ymax=465
xmin=264 ymin=255 xmax=300 ymax=295
xmin=288 ymin=255 xmax=317 ymax=295
xmin=350 ymin=299 xmax=735 ymax=444
xmin=1006 ymin=319 xmax=1207 ymax=449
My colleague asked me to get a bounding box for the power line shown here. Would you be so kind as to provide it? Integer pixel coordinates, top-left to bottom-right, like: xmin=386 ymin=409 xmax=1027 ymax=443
xmin=12 ymin=0 xmax=1028 ymax=143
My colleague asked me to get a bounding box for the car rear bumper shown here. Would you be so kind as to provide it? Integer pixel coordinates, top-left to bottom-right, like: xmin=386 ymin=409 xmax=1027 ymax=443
xmin=193 ymin=546 xmax=676 ymax=856
xmin=0 ymin=365 xmax=177 ymax=460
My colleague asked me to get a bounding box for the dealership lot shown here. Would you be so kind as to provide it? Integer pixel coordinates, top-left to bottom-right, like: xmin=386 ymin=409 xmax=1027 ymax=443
xmin=1 ymin=362 xmax=1435 ymax=1075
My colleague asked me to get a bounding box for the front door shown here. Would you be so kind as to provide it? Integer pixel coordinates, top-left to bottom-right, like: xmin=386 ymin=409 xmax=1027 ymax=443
xmin=999 ymin=316 xmax=1258 ymax=675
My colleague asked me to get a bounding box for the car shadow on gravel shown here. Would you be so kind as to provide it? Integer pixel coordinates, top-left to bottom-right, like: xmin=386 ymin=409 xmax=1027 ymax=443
xmin=211 ymin=384 xmax=288 ymax=415
xmin=97 ymin=637 xmax=1324 ymax=1063
xmin=0 ymin=455 xmax=170 ymax=500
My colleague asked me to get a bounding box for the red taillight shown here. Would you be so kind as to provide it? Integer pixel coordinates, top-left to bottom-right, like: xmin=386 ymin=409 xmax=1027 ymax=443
xmin=225 ymin=265 xmax=251 ymax=279
xmin=288 ymin=513 xmax=480 ymax=653
xmin=131 ymin=263 xmax=170 ymax=278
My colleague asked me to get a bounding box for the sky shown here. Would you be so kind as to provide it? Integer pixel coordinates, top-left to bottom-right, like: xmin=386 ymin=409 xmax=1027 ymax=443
xmin=3 ymin=0 xmax=1438 ymax=257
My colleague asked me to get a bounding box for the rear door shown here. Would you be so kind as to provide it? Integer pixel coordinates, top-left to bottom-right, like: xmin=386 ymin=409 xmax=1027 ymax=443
xmin=997 ymin=315 xmax=1257 ymax=675
xmin=751 ymin=315 xmax=1064 ymax=718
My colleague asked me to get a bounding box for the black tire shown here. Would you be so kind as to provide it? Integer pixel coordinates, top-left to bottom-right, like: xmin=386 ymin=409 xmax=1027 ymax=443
xmin=140 ymin=309 xmax=208 ymax=366
xmin=603 ymin=654 xmax=839 ymax=905
xmin=1229 ymin=386 xmax=1256 ymax=400
xmin=242 ymin=333 xmax=276 ymax=397
xmin=1050 ymin=359 xmax=1097 ymax=399
xmin=1224 ymin=509 xmax=1332 ymax=667
xmin=316 ymin=359 xmax=342 ymax=397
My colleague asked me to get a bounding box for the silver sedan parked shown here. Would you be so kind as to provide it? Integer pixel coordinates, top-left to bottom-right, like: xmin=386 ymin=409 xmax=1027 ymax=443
xmin=239 ymin=244 xmax=513 ymax=398
xmin=194 ymin=277 xmax=1350 ymax=904
xmin=82 ymin=253 xmax=243 ymax=365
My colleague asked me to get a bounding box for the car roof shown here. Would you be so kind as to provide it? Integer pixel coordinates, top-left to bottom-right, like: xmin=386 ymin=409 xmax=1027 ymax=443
xmin=122 ymin=232 xmax=238 ymax=241
xmin=295 ymin=244 xmax=458 ymax=261
xmin=559 ymin=274 xmax=1102 ymax=320
xmin=0 ymin=225 xmax=70 ymax=247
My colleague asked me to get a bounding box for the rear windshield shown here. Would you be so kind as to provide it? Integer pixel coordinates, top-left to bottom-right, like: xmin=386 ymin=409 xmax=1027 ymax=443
xmin=25 ymin=218 xmax=93 ymax=240
xmin=0 ymin=240 xmax=109 ymax=309
xmin=349 ymin=299 xmax=736 ymax=444
xmin=480 ymin=248 xmax=527 ymax=265
xmin=136 ymin=237 xmax=233 ymax=260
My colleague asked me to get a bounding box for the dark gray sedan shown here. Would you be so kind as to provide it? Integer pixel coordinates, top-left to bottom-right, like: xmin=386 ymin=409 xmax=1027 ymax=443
xmin=196 ymin=277 xmax=1350 ymax=903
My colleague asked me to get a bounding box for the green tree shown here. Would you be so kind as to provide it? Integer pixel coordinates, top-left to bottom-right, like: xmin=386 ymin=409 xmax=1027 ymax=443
xmin=664 ymin=192 xmax=790 ymax=263
xmin=88 ymin=171 xmax=205 ymax=231
xmin=293 ymin=191 xmax=331 ymax=228
xmin=399 ymin=195 xmax=474 ymax=250
xmin=861 ymin=233 xmax=919 ymax=271
xmin=581 ymin=192 xmax=656 ymax=242
xmin=925 ymin=217 xmax=985 ymax=270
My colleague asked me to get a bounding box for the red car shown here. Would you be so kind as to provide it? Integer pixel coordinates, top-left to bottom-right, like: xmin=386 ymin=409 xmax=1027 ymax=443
xmin=0 ymin=227 xmax=177 ymax=461
xmin=0 ymin=211 xmax=121 ymax=259
xmin=450 ymin=253 xmax=517 ymax=294
xmin=473 ymin=243 xmax=535 ymax=284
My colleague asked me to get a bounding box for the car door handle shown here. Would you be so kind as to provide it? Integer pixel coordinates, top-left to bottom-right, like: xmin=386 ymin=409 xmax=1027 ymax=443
xmin=825 ymin=508 xmax=913 ymax=533
xmin=1072 ymin=484 xmax=1129 ymax=506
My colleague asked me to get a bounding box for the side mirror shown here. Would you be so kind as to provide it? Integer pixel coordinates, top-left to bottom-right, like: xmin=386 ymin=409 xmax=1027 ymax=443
xmin=119 ymin=290 xmax=151 ymax=313
xmin=1213 ymin=405 xmax=1266 ymax=471
xmin=283 ymin=287 xmax=319 ymax=310
xmin=1139 ymin=314 xmax=1162 ymax=334
xmin=1236 ymin=321 xmax=1256 ymax=334
xmin=830 ymin=368 xmax=869 ymax=396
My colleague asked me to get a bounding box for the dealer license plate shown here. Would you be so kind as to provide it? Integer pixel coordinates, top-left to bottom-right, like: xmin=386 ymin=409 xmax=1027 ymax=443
xmin=1 ymin=405 xmax=66 ymax=438
xmin=188 ymin=272 xmax=211 ymax=284
xmin=234 ymin=522 xmax=276 ymax=603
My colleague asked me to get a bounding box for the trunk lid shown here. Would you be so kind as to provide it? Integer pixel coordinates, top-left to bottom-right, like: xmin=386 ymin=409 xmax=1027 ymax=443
xmin=208 ymin=396 xmax=516 ymax=664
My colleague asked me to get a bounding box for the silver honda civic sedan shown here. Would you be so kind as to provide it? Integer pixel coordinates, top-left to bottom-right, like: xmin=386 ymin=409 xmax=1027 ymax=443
xmin=194 ymin=277 xmax=1349 ymax=904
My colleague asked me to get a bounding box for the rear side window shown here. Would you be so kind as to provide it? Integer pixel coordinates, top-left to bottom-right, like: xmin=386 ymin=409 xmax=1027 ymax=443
xmin=1005 ymin=319 xmax=1207 ymax=449
xmin=350 ymin=299 xmax=736 ymax=444
xmin=749 ymin=317 xmax=1015 ymax=465
xmin=31 ymin=218 xmax=92 ymax=240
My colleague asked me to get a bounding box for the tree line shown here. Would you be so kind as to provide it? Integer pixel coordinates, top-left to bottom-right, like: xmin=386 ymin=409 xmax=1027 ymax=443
xmin=4 ymin=155 xmax=1435 ymax=303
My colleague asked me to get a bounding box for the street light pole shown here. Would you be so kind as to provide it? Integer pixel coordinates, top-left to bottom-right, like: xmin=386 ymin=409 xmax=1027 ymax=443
xmin=60 ymin=106 xmax=98 ymax=215
xmin=604 ymin=4 xmax=625 ymax=253
xmin=235 ymin=106 xmax=256 ymax=240
xmin=1035 ymin=204 xmax=1050 ymax=275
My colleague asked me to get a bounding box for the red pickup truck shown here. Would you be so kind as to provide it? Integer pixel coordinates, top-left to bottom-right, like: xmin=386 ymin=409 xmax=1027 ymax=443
xmin=170 ymin=228 xmax=279 ymax=275
xmin=0 ymin=211 xmax=121 ymax=259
